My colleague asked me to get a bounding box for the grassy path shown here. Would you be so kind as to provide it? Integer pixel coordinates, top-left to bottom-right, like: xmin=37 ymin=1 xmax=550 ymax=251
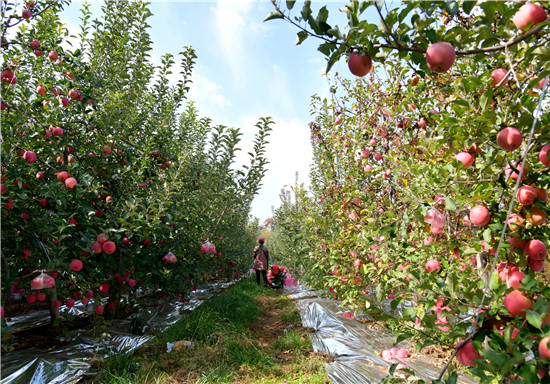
xmin=90 ymin=277 xmax=330 ymax=384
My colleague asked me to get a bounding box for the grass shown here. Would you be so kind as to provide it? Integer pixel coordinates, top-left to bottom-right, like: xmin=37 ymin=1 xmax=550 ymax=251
xmin=88 ymin=276 xmax=330 ymax=384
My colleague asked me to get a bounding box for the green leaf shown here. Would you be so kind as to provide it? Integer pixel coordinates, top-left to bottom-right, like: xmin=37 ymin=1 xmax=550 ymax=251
xmin=482 ymin=228 xmax=492 ymax=243
xmin=463 ymin=1 xmax=477 ymax=14
xmin=445 ymin=274 xmax=457 ymax=294
xmin=264 ymin=11 xmax=284 ymax=21
xmin=301 ymin=1 xmax=312 ymax=21
xmin=479 ymin=88 xmax=493 ymax=110
xmin=489 ymin=271 xmax=500 ymax=290
xmin=444 ymin=1 xmax=459 ymax=16
xmin=526 ymin=310 xmax=543 ymax=329
xmin=296 ymin=31 xmax=308 ymax=45
xmin=286 ymin=0 xmax=296 ymax=10
xmin=445 ymin=196 xmax=456 ymax=211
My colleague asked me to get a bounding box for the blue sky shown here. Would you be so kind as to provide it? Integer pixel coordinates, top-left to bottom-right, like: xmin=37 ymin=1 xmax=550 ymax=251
xmin=58 ymin=1 xmax=370 ymax=222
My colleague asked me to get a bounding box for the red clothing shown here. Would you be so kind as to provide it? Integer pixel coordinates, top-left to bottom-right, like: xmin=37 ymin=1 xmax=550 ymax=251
xmin=253 ymin=245 xmax=269 ymax=270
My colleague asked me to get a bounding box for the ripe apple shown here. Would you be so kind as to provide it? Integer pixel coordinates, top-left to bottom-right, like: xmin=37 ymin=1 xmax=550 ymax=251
xmin=52 ymin=126 xmax=63 ymax=136
xmin=103 ymin=241 xmax=116 ymax=254
xmin=539 ymin=337 xmax=550 ymax=359
xmin=426 ymin=259 xmax=441 ymax=272
xmin=426 ymin=42 xmax=456 ymax=73
xmin=507 ymin=270 xmax=526 ymax=289
xmin=61 ymin=97 xmax=69 ymax=107
xmin=496 ymin=127 xmax=522 ymax=151
xmin=95 ymin=305 xmax=104 ymax=315
xmin=99 ymin=283 xmax=109 ymax=292
xmin=456 ymin=340 xmax=482 ymax=367
xmin=68 ymin=89 xmax=80 ymax=100
xmin=513 ymin=3 xmax=547 ymax=32
xmin=507 ymin=213 xmax=525 ymax=232
xmin=39 ymin=198 xmax=47 ymax=207
xmin=53 ymin=300 xmax=61 ymax=308
xmin=27 ymin=294 xmax=37 ymax=303
xmin=36 ymin=293 xmax=46 ymax=301
xmin=128 ymin=279 xmax=137 ymax=287
xmin=529 ymin=257 xmax=545 ymax=272
xmin=525 ymin=239 xmax=547 ymax=260
xmin=143 ymin=238 xmax=150 ymax=246
xmin=97 ymin=233 xmax=108 ymax=244
xmin=30 ymin=39 xmax=40 ymax=48
xmin=504 ymin=290 xmax=533 ymax=317
xmin=56 ymin=171 xmax=69 ymax=181
xmin=348 ymin=52 xmax=372 ymax=77
xmin=526 ymin=206 xmax=546 ymax=225
xmin=34 ymin=49 xmax=42 ymax=56
xmin=48 ymin=51 xmax=58 ymax=61
xmin=70 ymin=259 xmax=83 ymax=272
xmin=540 ymin=144 xmax=550 ymax=166
xmin=65 ymin=177 xmax=77 ymax=189
xmin=516 ymin=185 xmax=538 ymax=205
xmin=504 ymin=162 xmax=526 ymax=181
xmin=469 ymin=205 xmax=490 ymax=226
xmin=21 ymin=8 xmax=31 ymax=19
xmin=23 ymin=150 xmax=37 ymax=163
xmin=456 ymin=152 xmax=474 ymax=168
xmin=92 ymin=242 xmax=103 ymax=254
xmin=66 ymin=299 xmax=75 ymax=308
xmin=37 ymin=85 xmax=46 ymax=95
xmin=490 ymin=68 xmax=509 ymax=87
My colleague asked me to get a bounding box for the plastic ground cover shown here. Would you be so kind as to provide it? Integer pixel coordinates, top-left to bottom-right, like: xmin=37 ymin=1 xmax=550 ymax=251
xmin=284 ymin=284 xmax=478 ymax=384
xmin=1 ymin=280 xmax=236 ymax=384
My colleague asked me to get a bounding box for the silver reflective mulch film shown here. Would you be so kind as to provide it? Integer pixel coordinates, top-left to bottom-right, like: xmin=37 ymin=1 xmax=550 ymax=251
xmin=285 ymin=284 xmax=478 ymax=384
xmin=1 ymin=280 xmax=237 ymax=384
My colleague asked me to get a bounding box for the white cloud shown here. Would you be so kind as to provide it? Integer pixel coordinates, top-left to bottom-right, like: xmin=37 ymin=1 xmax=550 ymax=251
xmin=59 ymin=19 xmax=81 ymax=52
xmin=237 ymin=115 xmax=312 ymax=220
xmin=188 ymin=67 xmax=232 ymax=109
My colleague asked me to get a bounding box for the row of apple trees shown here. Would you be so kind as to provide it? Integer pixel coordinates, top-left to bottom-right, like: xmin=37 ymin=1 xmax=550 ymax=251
xmin=268 ymin=1 xmax=549 ymax=382
xmin=0 ymin=0 xmax=270 ymax=328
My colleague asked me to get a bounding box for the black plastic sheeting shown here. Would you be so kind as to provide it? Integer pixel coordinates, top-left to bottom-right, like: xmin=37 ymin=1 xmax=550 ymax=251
xmin=284 ymin=284 xmax=478 ymax=384
xmin=1 ymin=281 xmax=237 ymax=384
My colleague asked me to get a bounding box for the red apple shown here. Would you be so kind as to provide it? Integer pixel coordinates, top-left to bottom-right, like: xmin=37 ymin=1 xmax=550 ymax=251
xmin=128 ymin=279 xmax=137 ymax=287
xmin=504 ymin=290 xmax=533 ymax=317
xmin=539 ymin=336 xmax=550 ymax=359
xmin=65 ymin=177 xmax=77 ymax=189
xmin=52 ymin=126 xmax=63 ymax=136
xmin=53 ymin=300 xmax=61 ymax=308
xmin=48 ymin=51 xmax=58 ymax=61
xmin=95 ymin=305 xmax=104 ymax=315
xmin=456 ymin=340 xmax=482 ymax=367
xmin=540 ymin=144 xmax=550 ymax=166
xmin=70 ymin=259 xmax=83 ymax=272
xmin=507 ymin=271 xmax=526 ymax=289
xmin=27 ymin=294 xmax=37 ymax=303
xmin=526 ymin=206 xmax=546 ymax=225
xmin=97 ymin=233 xmax=108 ymax=244
xmin=37 ymin=85 xmax=46 ymax=95
xmin=34 ymin=49 xmax=42 ymax=56
xmin=507 ymin=213 xmax=525 ymax=232
xmin=516 ymin=185 xmax=538 ymax=205
xmin=469 ymin=205 xmax=490 ymax=226
xmin=61 ymin=97 xmax=69 ymax=107
xmin=68 ymin=89 xmax=80 ymax=100
xmin=103 ymin=241 xmax=116 ymax=254
xmin=456 ymin=152 xmax=474 ymax=168
xmin=426 ymin=259 xmax=441 ymax=272
xmin=66 ymin=298 xmax=75 ymax=308
xmin=92 ymin=242 xmax=103 ymax=254
xmin=39 ymin=198 xmax=47 ymax=207
xmin=529 ymin=258 xmax=545 ymax=272
xmin=525 ymin=239 xmax=547 ymax=260
xmin=490 ymin=68 xmax=509 ymax=87
xmin=426 ymin=42 xmax=456 ymax=73
xmin=513 ymin=3 xmax=547 ymax=32
xmin=23 ymin=150 xmax=37 ymax=163
xmin=56 ymin=171 xmax=69 ymax=181
xmin=348 ymin=52 xmax=372 ymax=77
xmin=143 ymin=238 xmax=150 ymax=246
xmin=99 ymin=283 xmax=109 ymax=293
xmin=21 ymin=8 xmax=31 ymax=19
xmin=496 ymin=127 xmax=522 ymax=151
xmin=36 ymin=292 xmax=46 ymax=301
xmin=504 ymin=162 xmax=526 ymax=181
xmin=30 ymin=39 xmax=40 ymax=48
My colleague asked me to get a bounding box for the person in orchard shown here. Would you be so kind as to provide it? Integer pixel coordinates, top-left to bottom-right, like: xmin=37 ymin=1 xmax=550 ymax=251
xmin=252 ymin=237 xmax=270 ymax=286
